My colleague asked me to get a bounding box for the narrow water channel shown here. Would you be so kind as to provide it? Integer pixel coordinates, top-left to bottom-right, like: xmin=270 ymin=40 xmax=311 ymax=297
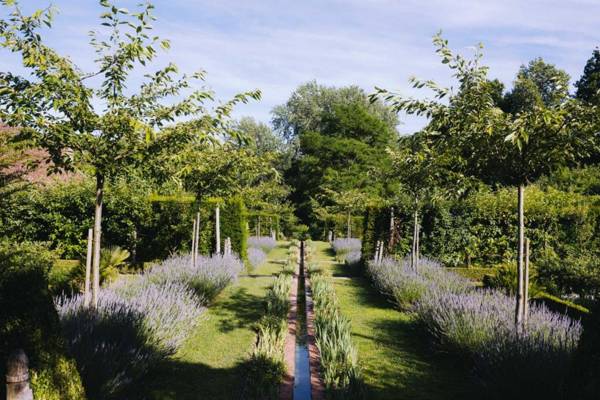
xmin=293 ymin=241 xmax=312 ymax=400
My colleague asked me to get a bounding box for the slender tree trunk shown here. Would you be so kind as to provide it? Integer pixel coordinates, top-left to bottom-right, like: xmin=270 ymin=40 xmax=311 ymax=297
xmin=84 ymin=228 xmax=93 ymax=307
xmin=411 ymin=203 xmax=419 ymax=271
xmin=258 ymin=215 xmax=261 ymax=237
xmin=215 ymin=206 xmax=221 ymax=255
xmin=347 ymin=211 xmax=351 ymax=239
xmin=91 ymin=174 xmax=104 ymax=309
xmin=523 ymin=237 xmax=530 ymax=326
xmin=515 ymin=184 xmax=525 ymax=329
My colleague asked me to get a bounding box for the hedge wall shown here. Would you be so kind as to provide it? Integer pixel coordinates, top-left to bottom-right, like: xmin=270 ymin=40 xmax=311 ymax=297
xmin=149 ymin=196 xmax=249 ymax=261
xmin=218 ymin=197 xmax=248 ymax=261
xmin=361 ymin=185 xmax=600 ymax=270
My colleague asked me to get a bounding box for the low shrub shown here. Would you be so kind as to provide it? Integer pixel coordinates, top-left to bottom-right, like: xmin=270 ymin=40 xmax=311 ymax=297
xmin=311 ymin=274 xmax=363 ymax=398
xmin=368 ymin=254 xmax=582 ymax=399
xmin=247 ymin=247 xmax=267 ymax=272
xmin=422 ymin=290 xmax=580 ymax=399
xmin=331 ymin=238 xmax=362 ymax=261
xmin=145 ymin=253 xmax=243 ymax=302
xmin=345 ymin=250 xmax=362 ymax=267
xmin=367 ymin=257 xmax=469 ymax=310
xmin=57 ymin=292 xmax=167 ymax=399
xmin=110 ymin=280 xmax=205 ymax=351
xmin=248 ymin=236 xmax=277 ymax=253
xmin=0 ymin=241 xmax=85 ymax=400
xmin=57 ymin=252 xmax=238 ymax=399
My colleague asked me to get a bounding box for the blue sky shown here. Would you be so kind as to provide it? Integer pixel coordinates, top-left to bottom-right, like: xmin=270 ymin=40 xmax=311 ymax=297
xmin=1 ymin=0 xmax=599 ymax=134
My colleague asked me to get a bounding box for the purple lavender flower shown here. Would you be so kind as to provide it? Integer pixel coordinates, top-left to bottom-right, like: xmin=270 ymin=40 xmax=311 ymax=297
xmin=248 ymin=236 xmax=277 ymax=252
xmin=247 ymin=247 xmax=267 ymax=271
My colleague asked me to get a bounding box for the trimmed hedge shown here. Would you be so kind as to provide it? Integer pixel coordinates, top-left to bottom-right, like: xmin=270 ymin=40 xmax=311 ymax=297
xmin=147 ymin=195 xmax=249 ymax=261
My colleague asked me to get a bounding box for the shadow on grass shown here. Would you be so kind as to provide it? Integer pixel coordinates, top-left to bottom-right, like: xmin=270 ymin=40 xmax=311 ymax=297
xmin=208 ymin=287 xmax=265 ymax=333
xmin=132 ymin=359 xmax=246 ymax=400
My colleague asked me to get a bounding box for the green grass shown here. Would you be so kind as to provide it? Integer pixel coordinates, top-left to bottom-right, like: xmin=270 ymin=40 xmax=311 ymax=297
xmin=140 ymin=242 xmax=290 ymax=400
xmin=311 ymin=241 xmax=476 ymax=400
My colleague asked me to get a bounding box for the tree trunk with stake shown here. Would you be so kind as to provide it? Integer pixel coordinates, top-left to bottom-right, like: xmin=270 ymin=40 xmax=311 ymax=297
xmin=91 ymin=174 xmax=104 ymax=309
xmin=515 ymin=184 xmax=525 ymax=330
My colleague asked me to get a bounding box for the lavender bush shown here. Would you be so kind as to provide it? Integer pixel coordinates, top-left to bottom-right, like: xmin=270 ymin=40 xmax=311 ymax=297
xmin=56 ymin=252 xmax=240 ymax=399
xmin=345 ymin=250 xmax=362 ymax=267
xmin=367 ymin=255 xmax=582 ymax=399
xmin=145 ymin=253 xmax=243 ymax=302
xmin=367 ymin=257 xmax=469 ymax=310
xmin=247 ymin=247 xmax=267 ymax=271
xmin=110 ymin=280 xmax=205 ymax=350
xmin=57 ymin=292 xmax=167 ymax=399
xmin=248 ymin=236 xmax=277 ymax=253
xmin=331 ymin=238 xmax=361 ymax=261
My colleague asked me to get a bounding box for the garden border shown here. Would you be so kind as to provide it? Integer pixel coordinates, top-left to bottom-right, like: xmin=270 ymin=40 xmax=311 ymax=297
xmin=279 ymin=255 xmax=299 ymax=400
xmin=304 ymin=244 xmax=325 ymax=400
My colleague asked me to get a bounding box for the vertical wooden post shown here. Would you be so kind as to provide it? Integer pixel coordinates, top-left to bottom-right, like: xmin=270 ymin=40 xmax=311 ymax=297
xmin=523 ymin=237 xmax=530 ymax=326
xmin=389 ymin=207 xmax=395 ymax=250
xmin=191 ymin=218 xmax=197 ymax=267
xmin=516 ymin=185 xmax=525 ymax=329
xmin=195 ymin=213 xmax=201 ymax=267
xmin=215 ymin=206 xmax=221 ymax=255
xmin=84 ymin=228 xmax=93 ymax=307
xmin=6 ymin=349 xmax=33 ymax=400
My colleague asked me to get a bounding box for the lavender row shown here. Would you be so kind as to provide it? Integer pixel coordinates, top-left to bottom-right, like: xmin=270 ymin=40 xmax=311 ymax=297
xmin=56 ymin=253 xmax=243 ymax=399
xmin=248 ymin=236 xmax=277 ymax=253
xmin=331 ymin=238 xmax=362 ymax=261
xmin=367 ymin=256 xmax=582 ymax=398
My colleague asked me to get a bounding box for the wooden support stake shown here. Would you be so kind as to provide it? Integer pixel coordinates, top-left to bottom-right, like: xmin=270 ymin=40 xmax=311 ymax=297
xmin=191 ymin=218 xmax=197 ymax=267
xmin=84 ymin=228 xmax=93 ymax=307
xmin=6 ymin=349 xmax=33 ymax=400
xmin=215 ymin=206 xmax=221 ymax=255
xmin=523 ymin=237 xmax=530 ymax=326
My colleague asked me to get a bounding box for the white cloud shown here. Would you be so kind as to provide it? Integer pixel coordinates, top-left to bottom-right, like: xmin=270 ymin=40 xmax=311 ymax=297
xmin=2 ymin=0 xmax=598 ymax=134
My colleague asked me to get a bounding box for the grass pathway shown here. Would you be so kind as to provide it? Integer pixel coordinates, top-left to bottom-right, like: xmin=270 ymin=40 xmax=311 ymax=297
xmin=310 ymin=241 xmax=476 ymax=400
xmin=142 ymin=242 xmax=289 ymax=400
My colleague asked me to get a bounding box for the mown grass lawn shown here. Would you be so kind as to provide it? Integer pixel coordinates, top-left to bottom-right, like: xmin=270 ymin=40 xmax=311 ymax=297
xmin=140 ymin=242 xmax=289 ymax=400
xmin=310 ymin=241 xmax=476 ymax=400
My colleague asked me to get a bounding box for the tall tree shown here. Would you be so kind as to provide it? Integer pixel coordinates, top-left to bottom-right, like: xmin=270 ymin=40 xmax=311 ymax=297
xmin=504 ymin=57 xmax=570 ymax=114
xmin=0 ymin=1 xmax=259 ymax=307
xmin=272 ymin=81 xmax=398 ymax=142
xmin=576 ymin=48 xmax=600 ymax=106
xmin=374 ymin=33 xmax=599 ymax=329
xmin=284 ymin=98 xmax=396 ymax=236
